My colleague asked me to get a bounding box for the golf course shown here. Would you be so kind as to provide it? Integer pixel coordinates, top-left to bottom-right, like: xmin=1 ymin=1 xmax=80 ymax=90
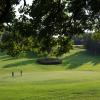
xmin=0 ymin=48 xmax=100 ymax=100
xmin=0 ymin=0 xmax=100 ymax=99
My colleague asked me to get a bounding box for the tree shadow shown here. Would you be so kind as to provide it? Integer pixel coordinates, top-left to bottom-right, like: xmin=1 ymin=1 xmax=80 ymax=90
xmin=3 ymin=59 xmax=35 ymax=68
xmin=0 ymin=51 xmax=38 ymax=61
xmin=1 ymin=57 xmax=16 ymax=61
xmin=62 ymin=50 xmax=100 ymax=69
xmin=0 ymin=55 xmax=10 ymax=60
xmin=1 ymin=50 xmax=100 ymax=69
xmin=0 ymin=52 xmax=18 ymax=61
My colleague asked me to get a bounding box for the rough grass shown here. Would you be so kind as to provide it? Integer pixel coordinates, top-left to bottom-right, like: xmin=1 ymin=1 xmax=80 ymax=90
xmin=0 ymin=48 xmax=100 ymax=100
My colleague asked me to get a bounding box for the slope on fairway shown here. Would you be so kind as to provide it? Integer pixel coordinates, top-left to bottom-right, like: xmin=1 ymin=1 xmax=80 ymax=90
xmin=0 ymin=48 xmax=100 ymax=73
xmin=0 ymin=48 xmax=100 ymax=100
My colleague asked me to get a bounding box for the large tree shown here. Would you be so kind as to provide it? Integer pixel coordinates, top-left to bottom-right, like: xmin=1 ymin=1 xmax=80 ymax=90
xmin=28 ymin=0 xmax=74 ymax=56
xmin=0 ymin=0 xmax=100 ymax=56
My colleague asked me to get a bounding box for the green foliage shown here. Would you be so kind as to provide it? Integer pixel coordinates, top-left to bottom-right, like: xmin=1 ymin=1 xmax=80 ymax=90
xmin=91 ymin=32 xmax=100 ymax=42
xmin=54 ymin=36 xmax=73 ymax=56
xmin=0 ymin=30 xmax=36 ymax=57
xmin=0 ymin=0 xmax=100 ymax=57
xmin=29 ymin=0 xmax=74 ymax=56
xmin=0 ymin=0 xmax=17 ymax=24
xmin=0 ymin=0 xmax=74 ymax=57
xmin=85 ymin=32 xmax=100 ymax=54
xmin=0 ymin=31 xmax=21 ymax=56
xmin=72 ymin=34 xmax=84 ymax=45
xmin=68 ymin=0 xmax=100 ymax=31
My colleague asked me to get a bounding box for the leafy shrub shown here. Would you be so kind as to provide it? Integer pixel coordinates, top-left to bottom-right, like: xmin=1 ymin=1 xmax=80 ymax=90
xmin=84 ymin=32 xmax=100 ymax=55
xmin=91 ymin=32 xmax=100 ymax=42
xmin=72 ymin=34 xmax=84 ymax=45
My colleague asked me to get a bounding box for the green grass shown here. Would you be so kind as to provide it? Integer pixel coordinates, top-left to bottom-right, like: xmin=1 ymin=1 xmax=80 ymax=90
xmin=0 ymin=48 xmax=100 ymax=100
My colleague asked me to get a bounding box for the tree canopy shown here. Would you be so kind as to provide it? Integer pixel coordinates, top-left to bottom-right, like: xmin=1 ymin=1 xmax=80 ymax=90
xmin=0 ymin=0 xmax=100 ymax=56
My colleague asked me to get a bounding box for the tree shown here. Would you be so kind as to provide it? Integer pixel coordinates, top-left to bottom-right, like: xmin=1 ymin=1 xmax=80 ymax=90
xmin=29 ymin=0 xmax=73 ymax=56
xmin=0 ymin=0 xmax=27 ymax=24
xmin=68 ymin=0 xmax=100 ymax=31
xmin=0 ymin=17 xmax=35 ymax=57
xmin=84 ymin=32 xmax=100 ymax=55
xmin=0 ymin=0 xmax=100 ymax=57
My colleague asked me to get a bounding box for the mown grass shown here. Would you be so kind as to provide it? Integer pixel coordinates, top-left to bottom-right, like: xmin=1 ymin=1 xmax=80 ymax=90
xmin=0 ymin=48 xmax=100 ymax=100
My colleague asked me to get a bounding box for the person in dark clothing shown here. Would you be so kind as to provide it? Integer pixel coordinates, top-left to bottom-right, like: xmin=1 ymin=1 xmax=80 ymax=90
xmin=20 ymin=70 xmax=22 ymax=76
xmin=12 ymin=72 xmax=14 ymax=77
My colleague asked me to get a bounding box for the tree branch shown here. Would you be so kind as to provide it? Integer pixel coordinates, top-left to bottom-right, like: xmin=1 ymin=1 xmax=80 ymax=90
xmin=23 ymin=0 xmax=26 ymax=6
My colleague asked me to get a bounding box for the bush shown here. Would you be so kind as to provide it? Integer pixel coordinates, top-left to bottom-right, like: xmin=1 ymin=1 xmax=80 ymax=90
xmin=84 ymin=32 xmax=100 ymax=55
xmin=72 ymin=35 xmax=84 ymax=45
xmin=36 ymin=58 xmax=62 ymax=65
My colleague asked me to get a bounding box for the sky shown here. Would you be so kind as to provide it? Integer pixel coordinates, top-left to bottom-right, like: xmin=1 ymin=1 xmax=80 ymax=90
xmin=15 ymin=0 xmax=32 ymax=18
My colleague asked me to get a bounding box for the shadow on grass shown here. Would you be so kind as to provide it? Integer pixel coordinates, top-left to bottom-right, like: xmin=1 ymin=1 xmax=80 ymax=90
xmin=1 ymin=50 xmax=100 ymax=69
xmin=2 ymin=57 xmax=17 ymax=61
xmin=62 ymin=50 xmax=100 ymax=69
xmin=0 ymin=52 xmax=36 ymax=68
xmin=0 ymin=55 xmax=10 ymax=60
xmin=0 ymin=51 xmax=37 ymax=61
xmin=3 ymin=59 xmax=35 ymax=68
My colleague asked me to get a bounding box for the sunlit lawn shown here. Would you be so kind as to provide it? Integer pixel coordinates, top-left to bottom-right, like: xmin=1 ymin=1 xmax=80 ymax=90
xmin=0 ymin=48 xmax=100 ymax=100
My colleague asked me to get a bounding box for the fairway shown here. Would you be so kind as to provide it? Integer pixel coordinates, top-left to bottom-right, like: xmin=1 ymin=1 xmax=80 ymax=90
xmin=0 ymin=48 xmax=100 ymax=100
xmin=0 ymin=0 xmax=100 ymax=99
